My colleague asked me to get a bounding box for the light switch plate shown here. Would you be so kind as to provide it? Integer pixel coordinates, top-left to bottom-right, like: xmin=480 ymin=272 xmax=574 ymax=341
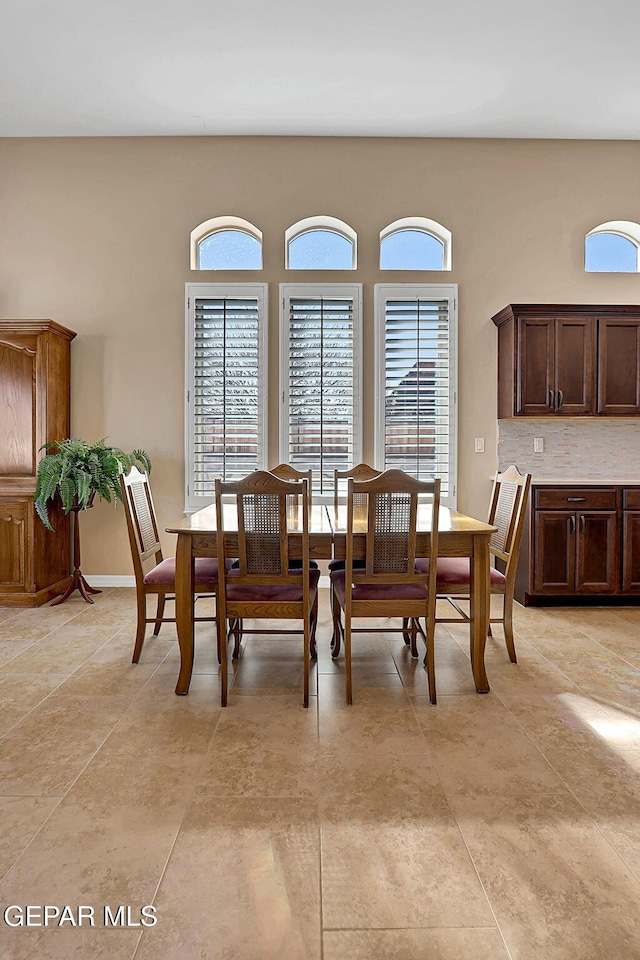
xmin=533 ymin=437 xmax=544 ymax=453
xmin=474 ymin=438 xmax=485 ymax=453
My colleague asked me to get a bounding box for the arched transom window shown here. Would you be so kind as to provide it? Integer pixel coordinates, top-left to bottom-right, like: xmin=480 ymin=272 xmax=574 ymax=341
xmin=191 ymin=216 xmax=263 ymax=270
xmin=585 ymin=221 xmax=640 ymax=273
xmin=380 ymin=217 xmax=452 ymax=271
xmin=286 ymin=217 xmax=357 ymax=270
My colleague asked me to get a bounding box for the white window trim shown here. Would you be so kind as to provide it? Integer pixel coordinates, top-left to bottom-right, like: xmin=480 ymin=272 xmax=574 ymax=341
xmin=380 ymin=217 xmax=452 ymax=271
xmin=374 ymin=283 xmax=458 ymax=509
xmin=285 ymin=216 xmax=357 ymax=270
xmin=585 ymin=220 xmax=640 ymax=272
xmin=279 ymin=283 xmax=363 ymax=501
xmin=190 ymin=216 xmax=263 ymax=270
xmin=184 ymin=282 xmax=268 ymax=512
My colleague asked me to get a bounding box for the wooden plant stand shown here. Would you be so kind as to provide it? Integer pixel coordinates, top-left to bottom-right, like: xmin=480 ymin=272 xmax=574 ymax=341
xmin=51 ymin=504 xmax=102 ymax=605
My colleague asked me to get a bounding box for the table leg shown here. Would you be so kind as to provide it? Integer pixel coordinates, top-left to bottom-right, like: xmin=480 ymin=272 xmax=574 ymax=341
xmin=175 ymin=533 xmax=195 ymax=695
xmin=470 ymin=533 xmax=490 ymax=693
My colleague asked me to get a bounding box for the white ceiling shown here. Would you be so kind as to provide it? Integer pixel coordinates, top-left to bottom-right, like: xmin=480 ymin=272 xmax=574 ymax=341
xmin=1 ymin=0 xmax=639 ymax=139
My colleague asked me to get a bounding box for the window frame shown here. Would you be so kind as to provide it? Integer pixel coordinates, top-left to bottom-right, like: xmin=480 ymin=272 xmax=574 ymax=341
xmin=184 ymin=282 xmax=268 ymax=512
xmin=285 ymin=216 xmax=358 ymax=270
xmin=379 ymin=217 xmax=452 ymax=271
xmin=190 ymin=216 xmax=263 ymax=271
xmin=374 ymin=283 xmax=458 ymax=508
xmin=279 ymin=282 xmax=363 ymax=501
xmin=585 ymin=221 xmax=640 ymax=273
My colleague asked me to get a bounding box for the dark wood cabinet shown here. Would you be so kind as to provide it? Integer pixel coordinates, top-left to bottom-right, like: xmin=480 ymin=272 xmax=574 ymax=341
xmin=493 ymin=304 xmax=640 ymax=418
xmin=0 ymin=320 xmax=76 ymax=606
xmin=516 ymin=484 xmax=634 ymax=604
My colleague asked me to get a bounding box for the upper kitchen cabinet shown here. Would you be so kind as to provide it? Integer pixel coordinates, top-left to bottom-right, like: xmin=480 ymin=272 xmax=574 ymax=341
xmin=493 ymin=304 xmax=640 ymax=417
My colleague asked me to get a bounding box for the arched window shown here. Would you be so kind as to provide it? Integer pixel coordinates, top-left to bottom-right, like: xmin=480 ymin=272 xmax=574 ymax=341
xmin=286 ymin=217 xmax=357 ymax=270
xmin=585 ymin=221 xmax=640 ymax=273
xmin=190 ymin=217 xmax=263 ymax=270
xmin=380 ymin=217 xmax=452 ymax=271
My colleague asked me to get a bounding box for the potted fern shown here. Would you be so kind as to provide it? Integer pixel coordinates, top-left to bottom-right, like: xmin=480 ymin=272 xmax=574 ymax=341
xmin=34 ymin=439 xmax=151 ymax=605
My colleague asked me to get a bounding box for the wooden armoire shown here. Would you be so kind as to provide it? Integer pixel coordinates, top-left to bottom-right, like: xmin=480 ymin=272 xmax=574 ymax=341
xmin=0 ymin=320 xmax=76 ymax=606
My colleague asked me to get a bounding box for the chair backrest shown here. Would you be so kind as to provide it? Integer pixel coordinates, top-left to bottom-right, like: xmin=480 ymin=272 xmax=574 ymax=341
xmin=333 ymin=462 xmax=382 ymax=516
xmin=347 ymin=468 xmax=440 ymax=583
xmin=215 ymin=470 xmax=310 ymax=584
xmin=488 ymin=465 xmax=532 ymax=576
xmin=120 ymin=466 xmax=163 ymax=583
xmin=270 ymin=463 xmax=313 ymax=510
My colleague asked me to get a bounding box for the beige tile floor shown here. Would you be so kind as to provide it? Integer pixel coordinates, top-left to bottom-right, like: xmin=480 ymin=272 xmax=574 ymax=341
xmin=1 ymin=588 xmax=640 ymax=959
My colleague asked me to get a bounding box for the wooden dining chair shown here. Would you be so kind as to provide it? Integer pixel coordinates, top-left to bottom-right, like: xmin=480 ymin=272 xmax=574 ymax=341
xmin=214 ymin=470 xmax=320 ymax=707
xmin=330 ymin=469 xmax=440 ymax=704
xmin=414 ymin=464 xmax=531 ymax=663
xmin=120 ymin=466 xmax=220 ymax=663
xmin=328 ymin=463 xmax=382 ymax=573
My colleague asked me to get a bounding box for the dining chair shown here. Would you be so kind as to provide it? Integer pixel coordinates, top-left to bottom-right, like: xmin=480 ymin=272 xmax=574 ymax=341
xmin=328 ymin=463 xmax=382 ymax=573
xmin=214 ymin=470 xmax=320 ymax=707
xmin=120 ymin=466 xmax=220 ymax=664
xmin=413 ymin=464 xmax=531 ymax=663
xmin=269 ymin=463 xmax=318 ymax=570
xmin=330 ymin=469 xmax=440 ymax=704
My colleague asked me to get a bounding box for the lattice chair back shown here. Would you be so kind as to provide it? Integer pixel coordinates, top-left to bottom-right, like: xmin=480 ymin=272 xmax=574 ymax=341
xmin=488 ymin=465 xmax=531 ymax=568
xmin=215 ymin=470 xmax=309 ymax=581
xmin=120 ymin=466 xmax=163 ymax=576
xmin=333 ymin=463 xmax=382 ymax=518
xmin=349 ymin=469 xmax=440 ymax=581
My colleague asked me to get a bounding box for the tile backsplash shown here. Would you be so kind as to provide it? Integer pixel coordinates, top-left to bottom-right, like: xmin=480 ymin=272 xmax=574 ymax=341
xmin=497 ymin=420 xmax=640 ymax=480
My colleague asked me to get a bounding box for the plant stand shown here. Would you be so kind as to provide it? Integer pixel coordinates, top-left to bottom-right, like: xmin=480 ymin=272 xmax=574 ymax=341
xmin=51 ymin=504 xmax=102 ymax=605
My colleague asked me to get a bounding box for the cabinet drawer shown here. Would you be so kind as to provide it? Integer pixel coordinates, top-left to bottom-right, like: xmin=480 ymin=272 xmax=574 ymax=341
xmin=534 ymin=488 xmax=617 ymax=510
xmin=623 ymin=489 xmax=640 ymax=509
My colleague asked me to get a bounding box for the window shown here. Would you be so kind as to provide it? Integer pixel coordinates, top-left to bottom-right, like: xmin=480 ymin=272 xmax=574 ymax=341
xmin=375 ymin=284 xmax=457 ymax=507
xmin=585 ymin=221 xmax=640 ymax=273
xmin=190 ymin=217 xmax=263 ymax=270
xmin=286 ymin=217 xmax=357 ymax=270
xmin=280 ymin=284 xmax=362 ymax=496
xmin=185 ymin=284 xmax=267 ymax=510
xmin=380 ymin=218 xmax=452 ymax=271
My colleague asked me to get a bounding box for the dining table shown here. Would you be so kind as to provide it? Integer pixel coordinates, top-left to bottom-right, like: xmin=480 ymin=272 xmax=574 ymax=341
xmin=166 ymin=501 xmax=496 ymax=697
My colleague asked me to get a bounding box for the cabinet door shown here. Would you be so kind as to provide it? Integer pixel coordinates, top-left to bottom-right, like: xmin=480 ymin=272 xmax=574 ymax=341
xmin=597 ymin=318 xmax=640 ymax=415
xmin=622 ymin=511 xmax=640 ymax=592
xmin=0 ymin=501 xmax=28 ymax=589
xmin=576 ymin=511 xmax=617 ymax=593
xmin=534 ymin=511 xmax=575 ymax=592
xmin=516 ymin=317 xmax=554 ymax=415
xmin=554 ymin=317 xmax=595 ymax=415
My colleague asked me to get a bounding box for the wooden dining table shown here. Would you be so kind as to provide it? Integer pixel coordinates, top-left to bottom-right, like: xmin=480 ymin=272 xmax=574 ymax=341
xmin=166 ymin=501 xmax=496 ymax=697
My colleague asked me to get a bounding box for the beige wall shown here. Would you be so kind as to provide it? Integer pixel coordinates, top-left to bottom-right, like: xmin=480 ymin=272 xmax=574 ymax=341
xmin=1 ymin=135 xmax=639 ymax=575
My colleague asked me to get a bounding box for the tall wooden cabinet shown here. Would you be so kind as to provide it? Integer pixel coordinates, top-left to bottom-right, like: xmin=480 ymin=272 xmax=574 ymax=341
xmin=0 ymin=320 xmax=76 ymax=606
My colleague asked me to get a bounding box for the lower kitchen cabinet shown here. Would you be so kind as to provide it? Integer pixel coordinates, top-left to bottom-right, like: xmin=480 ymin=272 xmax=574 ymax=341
xmin=516 ymin=485 xmax=638 ymax=605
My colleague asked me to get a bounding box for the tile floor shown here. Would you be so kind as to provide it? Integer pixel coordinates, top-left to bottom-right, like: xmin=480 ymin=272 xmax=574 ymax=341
xmin=1 ymin=588 xmax=640 ymax=958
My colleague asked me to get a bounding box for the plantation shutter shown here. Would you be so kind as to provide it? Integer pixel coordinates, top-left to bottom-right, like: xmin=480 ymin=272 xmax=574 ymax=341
xmin=282 ymin=287 xmax=361 ymax=496
xmin=380 ymin=292 xmax=455 ymax=499
xmin=188 ymin=287 xmax=266 ymax=502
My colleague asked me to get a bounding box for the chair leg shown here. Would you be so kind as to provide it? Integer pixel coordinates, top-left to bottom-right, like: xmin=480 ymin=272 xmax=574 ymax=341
xmin=217 ymin=613 xmax=228 ymax=707
xmin=303 ymin=612 xmax=310 ymax=708
xmin=502 ymin=590 xmax=517 ymax=664
xmin=132 ymin=591 xmax=147 ymax=663
xmin=310 ymin=594 xmax=318 ymax=660
xmin=153 ymin=593 xmax=166 ymax=636
xmin=423 ymin=617 xmax=437 ymax=705
xmin=402 ymin=617 xmax=411 ymax=645
xmin=345 ymin=616 xmax=353 ymax=706
xmin=331 ymin=587 xmax=343 ymax=659
xmin=231 ymin=618 xmax=242 ymax=660
xmin=410 ymin=618 xmax=419 ymax=658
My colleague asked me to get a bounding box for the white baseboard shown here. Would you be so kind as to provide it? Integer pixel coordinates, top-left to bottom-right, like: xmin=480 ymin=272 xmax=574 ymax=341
xmin=84 ymin=575 xmax=331 ymax=588
xmin=84 ymin=575 xmax=136 ymax=587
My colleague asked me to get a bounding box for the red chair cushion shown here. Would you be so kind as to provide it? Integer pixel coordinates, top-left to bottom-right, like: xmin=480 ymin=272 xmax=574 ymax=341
xmin=143 ymin=556 xmax=222 ymax=586
xmin=330 ymin=569 xmax=428 ymax=604
xmin=414 ymin=557 xmax=506 ymax=587
xmin=225 ymin=567 xmax=320 ymax=602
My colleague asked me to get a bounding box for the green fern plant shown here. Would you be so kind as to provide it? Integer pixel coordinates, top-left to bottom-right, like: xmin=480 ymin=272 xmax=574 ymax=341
xmin=34 ymin=438 xmax=151 ymax=531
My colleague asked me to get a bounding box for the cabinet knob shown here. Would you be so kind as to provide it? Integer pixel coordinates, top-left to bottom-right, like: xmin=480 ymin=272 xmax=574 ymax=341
xmin=548 ymin=389 xmax=554 ymax=410
xmin=570 ymin=515 xmax=576 ymax=533
xmin=557 ymin=389 xmax=564 ymax=410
